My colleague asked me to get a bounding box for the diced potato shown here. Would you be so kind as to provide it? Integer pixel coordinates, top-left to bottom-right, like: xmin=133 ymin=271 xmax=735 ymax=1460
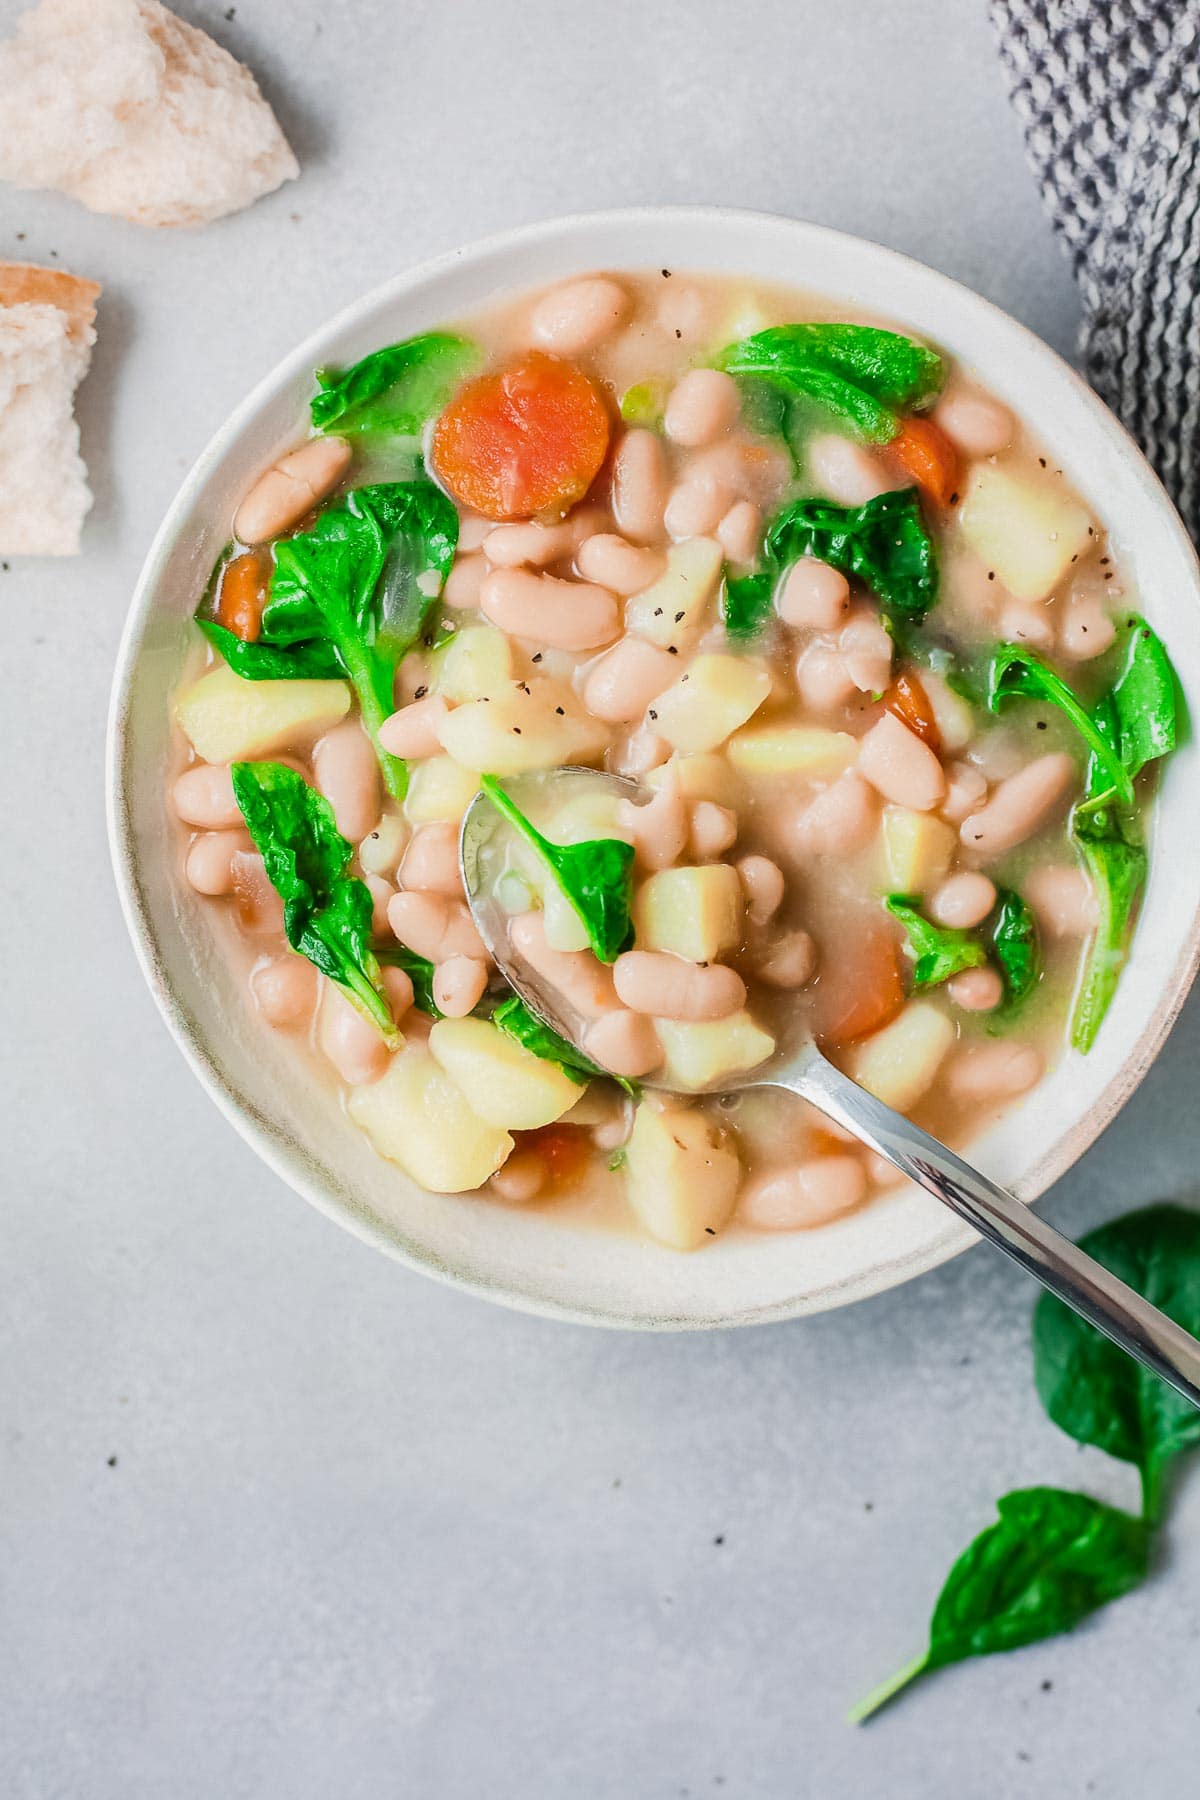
xmin=635 ymin=864 xmax=743 ymax=962
xmin=727 ymin=723 xmax=858 ymax=780
xmin=437 ymin=677 xmax=607 ymax=774
xmin=429 ymin=1017 xmax=580 ymax=1130
xmin=654 ymin=1011 xmax=776 ymax=1091
xmin=348 ymin=1048 xmax=513 ymax=1192
xmin=624 ymin=1101 xmax=740 ymax=1249
xmin=405 ymin=755 xmax=480 ymax=824
xmin=541 ymin=790 xmax=628 ymax=845
xmin=880 ymin=806 xmax=958 ymax=893
xmin=959 ymin=465 xmax=1093 ymax=602
xmin=175 ymin=664 xmax=350 ymax=763
xmin=845 ymin=1002 xmax=955 ymax=1113
xmin=542 ymin=879 xmax=591 ymax=951
xmin=432 ymin=625 xmax=514 ymax=702
xmin=645 ymin=752 xmax=741 ymax=807
xmin=625 ymin=538 xmax=724 ymax=647
xmin=652 ymin=654 xmax=772 ymax=754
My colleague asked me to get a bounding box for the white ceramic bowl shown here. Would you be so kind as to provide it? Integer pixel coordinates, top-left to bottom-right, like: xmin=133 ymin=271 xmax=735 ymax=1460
xmin=107 ymin=206 xmax=1200 ymax=1329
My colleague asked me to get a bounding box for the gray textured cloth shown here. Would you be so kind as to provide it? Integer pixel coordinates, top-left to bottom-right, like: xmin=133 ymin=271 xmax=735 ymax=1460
xmin=990 ymin=0 xmax=1200 ymax=539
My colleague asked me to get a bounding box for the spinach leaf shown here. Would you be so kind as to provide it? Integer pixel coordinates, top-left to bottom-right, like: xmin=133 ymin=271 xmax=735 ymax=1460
xmin=377 ymin=945 xmax=441 ymax=1018
xmin=765 ymin=489 xmax=938 ymax=626
xmin=1104 ymin=616 xmax=1178 ymax=782
xmin=231 ymin=762 xmax=395 ymax=1039
xmin=986 ymin=645 xmax=1132 ymax=805
xmin=885 ymin=894 xmax=986 ymax=988
xmin=1033 ymin=1204 xmax=1200 ymax=1520
xmin=988 ymin=887 xmax=1041 ymax=1005
xmin=848 ymin=1488 xmax=1149 ymax=1722
xmin=479 ymin=775 xmax=635 ymax=963
xmin=1070 ymin=818 xmax=1147 ymax=1052
xmin=310 ymin=332 xmax=478 ymax=438
xmin=492 ymin=995 xmax=602 ymax=1086
xmin=716 ymin=323 xmax=943 ymax=445
xmin=722 ymin=569 xmax=775 ymax=640
xmin=196 ymin=619 xmax=344 ymax=681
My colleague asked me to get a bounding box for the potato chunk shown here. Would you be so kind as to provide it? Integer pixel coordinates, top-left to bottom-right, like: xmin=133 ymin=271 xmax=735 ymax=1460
xmin=429 ymin=1017 xmax=580 ymax=1129
xmin=175 ymin=663 xmax=350 ymax=763
xmin=348 ymin=1049 xmax=512 ymax=1192
xmin=880 ymin=806 xmax=958 ymax=893
xmin=654 ymin=1011 xmax=775 ymax=1091
xmin=652 ymin=654 xmax=772 ymax=754
xmin=625 ymin=537 xmax=724 ymax=647
xmin=845 ymin=1002 xmax=955 ymax=1113
xmin=959 ymin=465 xmax=1093 ymax=602
xmin=433 ymin=624 xmax=514 ymax=702
xmin=728 ymin=724 xmax=858 ymax=780
xmin=437 ymin=676 xmax=607 ymax=774
xmin=645 ymin=752 xmax=741 ymax=806
xmin=624 ymin=1101 xmax=740 ymax=1249
xmin=635 ymin=864 xmax=743 ymax=962
xmin=404 ymin=755 xmax=481 ymax=824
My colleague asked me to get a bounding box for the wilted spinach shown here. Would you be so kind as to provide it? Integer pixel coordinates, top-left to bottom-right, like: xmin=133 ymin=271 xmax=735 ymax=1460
xmin=985 ymin=644 xmax=1133 ymax=804
xmin=715 ymin=323 xmax=943 ymax=446
xmin=376 ymin=945 xmax=441 ymax=1018
xmin=479 ymin=776 xmax=635 ymax=963
xmin=492 ymin=994 xmax=612 ymax=1087
xmin=988 ymin=887 xmax=1041 ymax=1006
xmin=885 ymin=895 xmax=986 ymax=988
xmin=310 ymin=332 xmax=478 ymax=437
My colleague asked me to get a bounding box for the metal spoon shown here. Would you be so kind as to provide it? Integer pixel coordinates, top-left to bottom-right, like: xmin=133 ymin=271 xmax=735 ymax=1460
xmin=461 ymin=768 xmax=1200 ymax=1403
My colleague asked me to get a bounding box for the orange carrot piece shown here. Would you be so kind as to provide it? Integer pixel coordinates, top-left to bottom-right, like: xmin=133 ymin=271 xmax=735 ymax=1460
xmin=890 ymin=415 xmax=962 ymax=509
xmin=883 ymin=669 xmax=942 ymax=755
xmin=216 ymin=550 xmax=268 ymax=643
xmin=815 ymin=925 xmax=906 ymax=1046
xmin=521 ymin=1122 xmax=592 ymax=1186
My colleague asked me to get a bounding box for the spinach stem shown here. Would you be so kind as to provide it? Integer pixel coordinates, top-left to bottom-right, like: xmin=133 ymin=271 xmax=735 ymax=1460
xmin=340 ymin=636 xmax=409 ymax=803
xmin=845 ymin=1651 xmax=929 ymax=1725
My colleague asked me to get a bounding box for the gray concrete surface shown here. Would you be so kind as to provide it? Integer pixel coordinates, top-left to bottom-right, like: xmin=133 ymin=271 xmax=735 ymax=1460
xmin=2 ymin=1 xmax=1198 ymax=1794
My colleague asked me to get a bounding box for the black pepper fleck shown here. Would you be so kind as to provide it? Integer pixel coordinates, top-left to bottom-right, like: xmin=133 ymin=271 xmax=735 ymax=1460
xmin=413 ymin=684 xmax=427 ymax=700
xmin=674 ymin=611 xmax=685 ymax=622
xmin=1038 ymin=457 xmax=1047 ymax=467
xmin=555 ymin=705 xmax=565 ymax=715
xmin=532 ymin=652 xmax=542 ymax=663
xmin=648 ymin=709 xmax=658 ymax=720
xmin=675 ymin=329 xmax=682 ymax=339
xmin=987 ymin=570 xmax=995 ymax=581
xmin=107 ymin=1456 xmax=118 ymax=1468
xmin=512 ymin=726 xmax=522 ymax=735
xmin=713 ymin=1534 xmax=724 ymax=1544
xmin=662 ymin=268 xmax=672 ymax=278
xmin=949 ymin=490 xmax=959 ymax=505
xmin=667 ymin=645 xmax=678 ymax=654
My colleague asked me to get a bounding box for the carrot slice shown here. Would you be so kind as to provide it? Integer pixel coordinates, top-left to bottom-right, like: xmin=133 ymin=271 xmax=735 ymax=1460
xmin=430 ymin=351 xmax=610 ymax=521
xmin=216 ymin=550 xmax=268 ymax=643
xmin=889 ymin=415 xmax=961 ymax=509
xmin=883 ymin=669 xmax=942 ymax=755
xmin=521 ymin=1122 xmax=592 ymax=1186
xmin=814 ymin=925 xmax=905 ymax=1045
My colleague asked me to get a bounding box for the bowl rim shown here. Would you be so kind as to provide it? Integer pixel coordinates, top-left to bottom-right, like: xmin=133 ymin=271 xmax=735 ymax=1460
xmin=106 ymin=203 xmax=1200 ymax=1330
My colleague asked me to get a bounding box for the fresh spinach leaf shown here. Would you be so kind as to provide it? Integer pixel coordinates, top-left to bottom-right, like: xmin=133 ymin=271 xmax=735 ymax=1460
xmin=492 ymin=995 xmax=602 ymax=1086
xmin=376 ymin=945 xmax=441 ymax=1018
xmin=1070 ymin=817 xmax=1147 ymax=1052
xmin=231 ymin=761 xmax=395 ymax=1039
xmin=1104 ymin=616 xmax=1178 ymax=782
xmin=479 ymin=776 xmax=635 ymax=963
xmin=310 ymin=332 xmax=478 ymax=438
xmin=722 ymin=569 xmax=775 ymax=639
xmin=195 ymin=619 xmax=344 ymax=680
xmin=849 ymin=1488 xmax=1149 ymax=1722
xmin=885 ymin=894 xmax=986 ymax=988
xmin=988 ymin=888 xmax=1041 ymax=1006
xmin=766 ymin=489 xmax=938 ymax=626
xmin=1033 ymin=1204 xmax=1200 ymax=1520
xmin=716 ymin=323 xmax=943 ymax=445
xmin=986 ymin=645 xmax=1131 ymax=805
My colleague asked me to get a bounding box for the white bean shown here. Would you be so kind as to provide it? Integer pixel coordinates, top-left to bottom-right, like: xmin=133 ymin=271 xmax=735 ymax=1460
xmin=689 ymin=800 xmax=738 ymax=859
xmin=510 ymin=911 xmax=619 ymax=1019
xmin=960 ymin=753 xmax=1075 ymax=858
xmin=613 ymin=727 xmax=672 ymax=777
xmin=756 ymin=929 xmax=818 ymax=988
xmin=857 ymin=712 xmax=945 ymax=811
xmin=400 ymin=822 xmax=463 ymax=897
xmin=793 ymin=775 xmax=877 ymax=856
xmin=946 ymin=1041 xmax=1043 ymax=1102
xmin=480 ymin=568 xmax=619 ymax=650
xmin=840 ymin=613 xmax=893 ymax=693
xmin=1060 ymin=592 xmax=1117 ymax=661
xmin=807 ymin=434 xmax=895 ymax=506
xmin=1024 ymin=863 xmax=1099 ymax=937
xmin=947 ymin=966 xmax=1004 ymax=1012
xmin=583 ymin=1011 xmax=663 ymax=1078
xmin=739 ymin=1157 xmax=867 ymax=1230
xmin=483 ymin=520 xmax=575 ymax=567
xmin=940 ymin=761 xmax=989 ymax=824
xmin=250 ymin=955 xmax=318 ymax=1029
xmin=172 ymin=762 xmax=242 ymax=829
xmin=716 ymin=500 xmax=761 ymax=565
xmin=621 ymin=764 xmax=688 ymax=870
xmin=378 ymin=695 xmax=451 ymax=760
xmin=432 ymin=956 xmax=489 ymax=1018
xmin=380 ymin=965 xmax=415 ymax=1022
xmin=664 ymin=368 xmax=741 ymax=447
xmin=234 ymin=437 xmax=352 ymax=545
xmin=737 ymin=854 xmax=785 ymax=925
xmin=231 ymin=851 xmax=285 ymax=935
xmin=1001 ymin=599 xmax=1056 ymax=653
xmin=928 ymin=871 xmax=996 ymax=930
xmin=583 ymin=636 xmax=678 ymax=723
xmin=663 ymin=473 xmax=732 ymax=540
xmin=358 ymin=811 xmax=408 ymax=878
xmin=613 ymin=951 xmax=746 ymax=1021
xmin=777 ymin=558 xmax=850 ymax=630
xmin=456 ymin=513 xmax=493 ymax=552
xmin=933 ymin=391 xmax=1014 ymax=458
xmin=529 ymin=276 xmax=628 ymax=355
xmin=313 ymin=719 xmax=381 ymax=842
xmin=365 ymin=873 xmax=396 ymax=938
xmin=387 ymin=890 xmax=486 ymax=963
xmin=575 ymin=533 xmax=665 ymax=595
xmin=443 ymin=554 xmax=487 ymax=609
xmin=185 ymin=829 xmax=248 ymax=896
xmin=489 ymin=1151 xmax=548 ymax=1203
xmin=611 ymin=428 xmax=669 ymax=544
xmin=319 ymin=984 xmax=390 ymax=1087
xmin=796 ymin=645 xmax=857 ymax=713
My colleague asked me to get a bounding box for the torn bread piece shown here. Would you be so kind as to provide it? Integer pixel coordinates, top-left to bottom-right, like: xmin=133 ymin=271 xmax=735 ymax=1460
xmin=0 ymin=264 xmax=100 ymax=557
xmin=0 ymin=0 xmax=298 ymax=229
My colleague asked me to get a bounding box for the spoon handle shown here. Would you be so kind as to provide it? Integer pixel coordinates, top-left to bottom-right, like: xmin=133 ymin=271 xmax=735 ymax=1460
xmin=784 ymin=1049 xmax=1200 ymax=1410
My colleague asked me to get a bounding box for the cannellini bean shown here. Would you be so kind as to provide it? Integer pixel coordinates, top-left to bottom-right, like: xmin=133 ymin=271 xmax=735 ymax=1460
xmin=358 ymin=811 xmax=408 ymax=878
xmin=1060 ymin=592 xmax=1117 ymax=661
xmin=612 ymin=427 xmax=668 ymax=543
xmin=613 ymin=727 xmax=672 ymax=777
xmin=1024 ymin=863 xmax=1099 ymax=937
xmin=456 ymin=513 xmax=493 ymax=552
xmin=583 ymin=1010 xmax=663 ymax=1078
xmin=737 ymin=854 xmax=785 ymax=925
xmin=234 ymin=436 xmax=352 ymax=545
xmin=928 ymin=871 xmax=997 ymax=930
xmin=933 ymin=390 xmax=1014 ymax=458
xmin=583 ymin=636 xmax=678 ymax=723
xmin=807 ymin=434 xmax=895 ymax=506
xmin=756 ymin=929 xmax=818 ymax=988
xmin=380 ymin=965 xmax=415 ymax=1021
xmin=858 ymin=712 xmax=945 ymax=811
xmin=172 ymin=762 xmax=242 ymax=829
xmin=400 ymin=822 xmax=463 ymax=897
xmin=960 ymin=753 xmax=1075 ymax=858
xmin=432 ymin=956 xmax=489 ymax=1018
xmin=387 ymin=890 xmax=486 ymax=963
xmin=966 ymin=728 xmax=1024 ymax=782
xmin=739 ymin=1157 xmax=867 ymax=1230
xmin=319 ymin=984 xmax=390 ymax=1086
xmin=613 ymin=951 xmax=746 ymax=1021
xmin=664 ymin=368 xmax=741 ymax=447
xmin=922 ymin=671 xmax=975 ymax=755
xmin=690 ymin=800 xmax=739 ymax=859
xmin=840 ymin=613 xmax=893 ymax=693
xmin=251 ymin=954 xmax=318 ymax=1029
xmin=777 ymin=558 xmax=850 ymax=630
xmin=941 ymin=761 xmax=989 ymax=824
xmin=947 ymin=966 xmax=1004 ymax=1012
xmin=946 ymin=1041 xmax=1043 ymax=1103
xmin=483 ymin=520 xmax=576 ymax=567
xmin=621 ymin=764 xmax=688 ymax=870
xmin=185 ymin=829 xmax=248 ymax=896
xmin=365 ymin=873 xmax=396 ymax=937
xmin=443 ymin=554 xmax=487 ymax=609
xmin=480 ymin=568 xmax=619 ymax=650
xmin=313 ymin=719 xmax=381 ymax=842
xmin=379 ymin=694 xmax=451 ymax=760
xmin=510 ymin=911 xmax=619 ymax=1019
xmin=793 ymin=774 xmax=878 ymax=856
xmin=663 ymin=472 xmax=733 ymax=540
xmin=394 ymin=653 xmax=430 ymax=706
xmin=575 ymin=533 xmax=665 ymax=595
xmin=796 ymin=645 xmax=857 ymax=712
xmin=716 ymin=500 xmax=761 ymax=565
xmin=489 ymin=1151 xmax=548 ymax=1203
xmin=1001 ymin=599 xmax=1056 ymax=652
xmin=231 ymin=851 xmax=285 ymax=935
xmin=530 ymin=276 xmax=628 ymax=355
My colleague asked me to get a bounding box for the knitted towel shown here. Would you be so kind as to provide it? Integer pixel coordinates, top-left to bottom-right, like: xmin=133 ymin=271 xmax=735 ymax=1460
xmin=990 ymin=0 xmax=1200 ymax=540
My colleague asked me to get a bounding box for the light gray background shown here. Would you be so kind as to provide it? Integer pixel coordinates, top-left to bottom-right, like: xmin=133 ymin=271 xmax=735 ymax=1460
xmin=2 ymin=2 xmax=1198 ymax=1795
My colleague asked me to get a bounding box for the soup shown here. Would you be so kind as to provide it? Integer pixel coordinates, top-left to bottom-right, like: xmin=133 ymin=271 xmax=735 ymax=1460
xmin=167 ymin=270 xmax=1178 ymax=1250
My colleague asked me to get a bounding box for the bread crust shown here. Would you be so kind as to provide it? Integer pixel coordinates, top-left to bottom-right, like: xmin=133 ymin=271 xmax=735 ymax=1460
xmin=0 ymin=263 xmax=101 ymax=342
